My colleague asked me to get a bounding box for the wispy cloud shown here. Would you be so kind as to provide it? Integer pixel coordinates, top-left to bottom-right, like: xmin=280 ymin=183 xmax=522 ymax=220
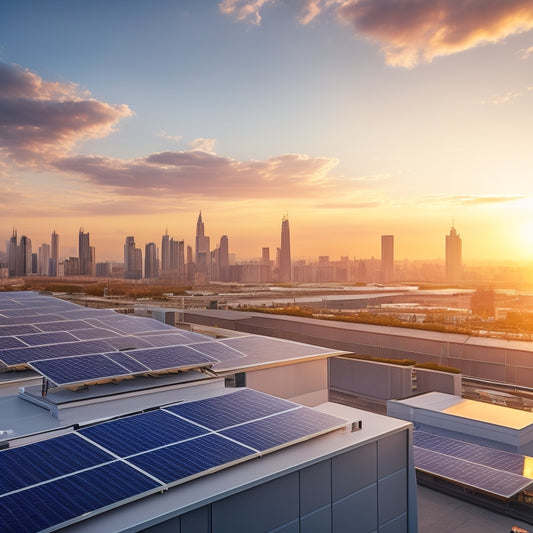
xmin=54 ymin=151 xmax=340 ymax=199
xmin=189 ymin=138 xmax=217 ymax=152
xmin=518 ymin=45 xmax=533 ymax=59
xmin=425 ymin=194 xmax=525 ymax=207
xmin=0 ymin=62 xmax=132 ymax=164
xmin=481 ymin=86 xmax=533 ymax=104
xmin=158 ymin=130 xmax=183 ymax=142
xmin=337 ymin=0 xmax=533 ymax=68
xmin=218 ymin=0 xmax=273 ymax=25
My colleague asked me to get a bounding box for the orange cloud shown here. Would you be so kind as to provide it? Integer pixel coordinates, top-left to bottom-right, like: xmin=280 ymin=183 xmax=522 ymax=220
xmin=218 ymin=0 xmax=273 ymax=25
xmin=337 ymin=0 xmax=533 ymax=67
xmin=55 ymin=151 xmax=340 ymax=199
xmin=0 ymin=62 xmax=132 ymax=163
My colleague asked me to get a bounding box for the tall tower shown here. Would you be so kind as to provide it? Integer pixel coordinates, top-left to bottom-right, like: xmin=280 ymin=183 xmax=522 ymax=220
xmin=195 ymin=211 xmax=210 ymax=273
xmin=161 ymin=229 xmax=170 ymax=273
xmin=78 ymin=229 xmax=93 ymax=276
xmin=51 ymin=230 xmax=59 ymax=276
xmin=445 ymin=225 xmax=462 ymax=282
xmin=279 ymin=215 xmax=292 ymax=282
xmin=145 ymin=243 xmax=158 ymax=279
xmin=219 ymin=235 xmax=229 ymax=281
xmin=381 ymin=235 xmax=394 ymax=283
xmin=124 ymin=236 xmax=136 ymax=279
xmin=8 ymin=229 xmax=17 ymax=277
xmin=18 ymin=235 xmax=32 ymax=276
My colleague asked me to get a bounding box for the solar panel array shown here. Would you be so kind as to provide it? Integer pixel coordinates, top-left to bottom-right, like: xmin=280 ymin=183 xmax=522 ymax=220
xmin=0 ymin=388 xmax=346 ymax=533
xmin=414 ymin=430 xmax=533 ymax=498
xmin=0 ymin=292 xmax=338 ymax=389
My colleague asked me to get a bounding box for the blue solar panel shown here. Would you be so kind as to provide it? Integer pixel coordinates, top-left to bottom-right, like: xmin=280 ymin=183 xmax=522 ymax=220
xmin=68 ymin=327 xmax=122 ymax=341
xmin=90 ymin=316 xmax=172 ymax=334
xmin=165 ymin=388 xmax=298 ymax=430
xmin=104 ymin=336 xmax=153 ymax=350
xmin=142 ymin=333 xmax=194 ymax=347
xmin=128 ymin=345 xmax=216 ymax=372
xmin=220 ymin=407 xmax=347 ymax=452
xmin=0 ymin=324 xmax=40 ymax=337
xmin=59 ymin=308 xmax=118 ymax=320
xmin=128 ymin=433 xmax=256 ymax=484
xmin=414 ymin=447 xmax=533 ymax=499
xmin=17 ymin=331 xmax=78 ymax=346
xmin=0 ymin=433 xmax=114 ymax=495
xmin=29 ymin=354 xmax=134 ymax=386
xmin=31 ymin=319 xmax=92 ymax=332
xmin=0 ymin=337 xmax=25 ymax=350
xmin=190 ymin=341 xmax=245 ymax=362
xmin=0 ymin=339 xmax=114 ymax=367
xmin=78 ymin=409 xmax=209 ymax=457
xmin=414 ymin=431 xmax=530 ymax=476
xmin=0 ymin=461 xmax=161 ymax=533
xmin=0 ymin=313 xmax=66 ymax=325
xmin=105 ymin=351 xmax=151 ymax=373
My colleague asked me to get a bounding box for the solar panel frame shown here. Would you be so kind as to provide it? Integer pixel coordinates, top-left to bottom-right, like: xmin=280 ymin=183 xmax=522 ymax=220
xmin=126 ymin=345 xmax=216 ymax=372
xmin=188 ymin=340 xmax=245 ymax=362
xmin=16 ymin=331 xmax=79 ymax=346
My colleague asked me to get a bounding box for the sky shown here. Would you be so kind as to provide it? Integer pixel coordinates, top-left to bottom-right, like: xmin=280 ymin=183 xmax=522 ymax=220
xmin=1 ymin=0 xmax=533 ymax=263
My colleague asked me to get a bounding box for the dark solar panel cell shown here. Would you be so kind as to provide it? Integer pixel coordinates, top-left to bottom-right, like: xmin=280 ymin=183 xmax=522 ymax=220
xmin=0 ymin=462 xmax=161 ymax=533
xmin=17 ymin=331 xmax=78 ymax=346
xmin=166 ymin=388 xmax=297 ymax=430
xmin=142 ymin=333 xmax=192 ymax=347
xmin=0 ymin=433 xmax=114 ymax=495
xmin=128 ymin=345 xmax=215 ymax=371
xmin=220 ymin=407 xmax=346 ymax=452
xmin=30 ymin=354 xmax=133 ymax=386
xmin=68 ymin=328 xmax=122 ymax=341
xmin=0 ymin=324 xmax=40 ymax=337
xmin=0 ymin=337 xmax=25 ymax=350
xmin=78 ymin=409 xmax=209 ymax=457
xmin=32 ymin=320 xmax=91 ymax=333
xmin=105 ymin=351 xmax=150 ymax=373
xmin=104 ymin=336 xmax=153 ymax=350
xmin=129 ymin=433 xmax=255 ymax=484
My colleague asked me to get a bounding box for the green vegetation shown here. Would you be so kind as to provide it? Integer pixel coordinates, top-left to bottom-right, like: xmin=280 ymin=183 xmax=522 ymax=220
xmin=414 ymin=362 xmax=462 ymax=374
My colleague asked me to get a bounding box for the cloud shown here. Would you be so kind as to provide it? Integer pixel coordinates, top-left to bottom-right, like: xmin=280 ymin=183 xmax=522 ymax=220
xmin=519 ymin=45 xmax=533 ymax=59
xmin=219 ymin=0 xmax=273 ymax=25
xmin=189 ymin=138 xmax=217 ymax=152
xmin=481 ymin=86 xmax=533 ymax=104
xmin=337 ymin=0 xmax=533 ymax=67
xmin=158 ymin=130 xmax=183 ymax=142
xmin=0 ymin=62 xmax=132 ymax=163
xmin=426 ymin=194 xmax=525 ymax=206
xmin=316 ymin=200 xmax=381 ymax=209
xmin=54 ymin=151 xmax=340 ymax=199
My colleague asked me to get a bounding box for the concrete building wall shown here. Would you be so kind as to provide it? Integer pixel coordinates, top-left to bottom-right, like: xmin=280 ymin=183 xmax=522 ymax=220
xmin=245 ymin=359 xmax=329 ymax=406
xmin=414 ymin=368 xmax=461 ymax=396
xmin=138 ymin=428 xmax=413 ymax=533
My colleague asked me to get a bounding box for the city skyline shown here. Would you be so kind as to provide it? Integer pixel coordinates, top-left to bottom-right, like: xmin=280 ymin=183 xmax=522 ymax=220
xmin=1 ymin=2 xmax=533 ymax=262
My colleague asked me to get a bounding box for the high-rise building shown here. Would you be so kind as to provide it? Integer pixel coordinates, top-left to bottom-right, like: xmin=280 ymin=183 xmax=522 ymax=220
xmin=38 ymin=243 xmax=50 ymax=276
xmin=78 ymin=229 xmax=94 ymax=276
xmin=381 ymin=235 xmax=394 ymax=283
xmin=145 ymin=243 xmax=158 ymax=279
xmin=50 ymin=230 xmax=59 ymax=276
xmin=161 ymin=230 xmax=170 ymax=273
xmin=7 ymin=229 xmax=17 ymax=277
xmin=219 ymin=235 xmax=229 ymax=281
xmin=195 ymin=212 xmax=210 ymax=267
xmin=445 ymin=225 xmax=462 ymax=282
xmin=169 ymin=238 xmax=185 ymax=278
xmin=124 ymin=236 xmax=142 ymax=279
xmin=18 ymin=235 xmax=32 ymax=276
xmin=279 ymin=215 xmax=291 ymax=282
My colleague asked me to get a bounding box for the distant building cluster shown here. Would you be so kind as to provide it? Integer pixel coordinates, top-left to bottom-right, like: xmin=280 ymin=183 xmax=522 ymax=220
xmin=1 ymin=217 xmax=467 ymax=285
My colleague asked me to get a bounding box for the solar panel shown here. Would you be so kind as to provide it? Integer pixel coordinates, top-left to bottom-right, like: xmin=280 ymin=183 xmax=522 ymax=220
xmin=220 ymin=406 xmax=347 ymax=452
xmin=68 ymin=328 xmax=122 ymax=341
xmin=0 ymin=337 xmax=26 ymax=350
xmin=31 ymin=320 xmax=92 ymax=333
xmin=29 ymin=354 xmax=135 ymax=386
xmin=104 ymin=336 xmax=153 ymax=350
xmin=127 ymin=345 xmax=216 ymax=372
xmin=165 ymin=388 xmax=298 ymax=430
xmin=414 ymin=447 xmax=533 ymax=499
xmin=105 ymin=351 xmax=151 ymax=373
xmin=0 ymin=433 xmax=114 ymax=496
xmin=189 ymin=341 xmax=245 ymax=362
xmin=414 ymin=431 xmax=530 ymax=476
xmin=78 ymin=409 xmax=209 ymax=457
xmin=142 ymin=333 xmax=194 ymax=347
xmin=0 ymin=461 xmax=162 ymax=533
xmin=58 ymin=308 xmax=118 ymax=320
xmin=128 ymin=433 xmax=256 ymax=484
xmin=0 ymin=339 xmax=113 ymax=367
xmin=0 ymin=324 xmax=41 ymax=337
xmin=16 ymin=331 xmax=78 ymax=346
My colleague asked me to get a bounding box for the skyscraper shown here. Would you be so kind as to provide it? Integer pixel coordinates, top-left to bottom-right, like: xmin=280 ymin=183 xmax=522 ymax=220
xmin=8 ymin=229 xmax=17 ymax=277
xmin=78 ymin=229 xmax=94 ymax=276
xmin=279 ymin=215 xmax=292 ymax=282
xmin=219 ymin=235 xmax=229 ymax=281
xmin=145 ymin=242 xmax=158 ymax=279
xmin=38 ymin=243 xmax=50 ymax=276
xmin=161 ymin=230 xmax=170 ymax=273
xmin=381 ymin=235 xmax=394 ymax=283
xmin=50 ymin=230 xmax=59 ymax=277
xmin=195 ymin=211 xmax=210 ymax=267
xmin=124 ymin=236 xmax=142 ymax=279
xmin=445 ymin=225 xmax=462 ymax=282
xmin=18 ymin=235 xmax=32 ymax=276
